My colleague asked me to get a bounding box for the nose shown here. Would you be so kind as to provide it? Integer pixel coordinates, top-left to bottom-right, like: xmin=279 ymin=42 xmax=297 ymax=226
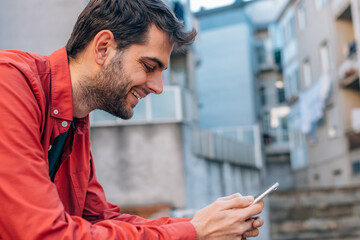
xmin=147 ymin=71 xmax=163 ymax=95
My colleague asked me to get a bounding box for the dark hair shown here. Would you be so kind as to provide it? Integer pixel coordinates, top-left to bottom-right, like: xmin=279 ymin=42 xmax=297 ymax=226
xmin=66 ymin=0 xmax=197 ymax=58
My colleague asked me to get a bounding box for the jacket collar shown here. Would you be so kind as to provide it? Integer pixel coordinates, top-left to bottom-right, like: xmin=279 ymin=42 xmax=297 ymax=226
xmin=49 ymin=47 xmax=73 ymax=122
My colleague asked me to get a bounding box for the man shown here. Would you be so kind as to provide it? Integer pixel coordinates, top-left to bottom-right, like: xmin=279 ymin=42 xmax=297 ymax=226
xmin=0 ymin=0 xmax=264 ymax=239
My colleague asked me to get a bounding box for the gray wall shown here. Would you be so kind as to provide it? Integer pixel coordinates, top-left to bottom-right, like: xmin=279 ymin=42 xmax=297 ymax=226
xmin=196 ymin=6 xmax=252 ymax=31
xmin=90 ymin=123 xmax=187 ymax=208
xmin=269 ymin=186 xmax=360 ymax=239
xmin=91 ymin=122 xmax=263 ymax=213
xmin=0 ymin=0 xmax=84 ymax=54
xmin=294 ymin=0 xmax=360 ymax=188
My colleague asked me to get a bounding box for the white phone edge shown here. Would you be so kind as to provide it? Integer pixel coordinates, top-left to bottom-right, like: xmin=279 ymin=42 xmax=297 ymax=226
xmin=250 ymin=182 xmax=279 ymax=206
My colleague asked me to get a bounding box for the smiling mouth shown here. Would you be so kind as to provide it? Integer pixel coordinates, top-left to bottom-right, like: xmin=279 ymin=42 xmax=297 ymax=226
xmin=130 ymin=89 xmax=142 ymax=100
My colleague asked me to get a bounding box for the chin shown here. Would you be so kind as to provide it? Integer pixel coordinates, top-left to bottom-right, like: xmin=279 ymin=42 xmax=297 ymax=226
xmin=120 ymin=112 xmax=133 ymax=120
xmin=117 ymin=108 xmax=134 ymax=120
xmin=102 ymin=106 xmax=133 ymax=120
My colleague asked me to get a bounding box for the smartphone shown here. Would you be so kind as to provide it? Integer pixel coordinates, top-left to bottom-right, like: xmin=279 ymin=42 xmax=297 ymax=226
xmin=250 ymin=182 xmax=279 ymax=206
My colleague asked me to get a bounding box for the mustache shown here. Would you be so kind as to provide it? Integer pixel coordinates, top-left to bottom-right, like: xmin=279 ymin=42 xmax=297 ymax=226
xmin=139 ymin=87 xmax=151 ymax=97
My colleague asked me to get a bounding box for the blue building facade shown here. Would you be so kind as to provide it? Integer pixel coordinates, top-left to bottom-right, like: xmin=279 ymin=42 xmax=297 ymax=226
xmin=195 ymin=4 xmax=258 ymax=129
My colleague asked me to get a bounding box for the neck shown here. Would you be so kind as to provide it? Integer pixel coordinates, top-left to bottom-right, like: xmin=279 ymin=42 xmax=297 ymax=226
xmin=69 ymin=56 xmax=93 ymax=118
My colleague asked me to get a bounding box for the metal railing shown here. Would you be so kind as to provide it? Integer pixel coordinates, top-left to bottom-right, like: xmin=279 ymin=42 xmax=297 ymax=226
xmin=90 ymin=86 xmax=196 ymax=126
xmin=206 ymin=125 xmax=263 ymax=168
xmin=192 ymin=127 xmax=258 ymax=168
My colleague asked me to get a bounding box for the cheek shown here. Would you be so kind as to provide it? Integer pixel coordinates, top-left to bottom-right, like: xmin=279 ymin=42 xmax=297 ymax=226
xmin=130 ymin=71 xmax=147 ymax=86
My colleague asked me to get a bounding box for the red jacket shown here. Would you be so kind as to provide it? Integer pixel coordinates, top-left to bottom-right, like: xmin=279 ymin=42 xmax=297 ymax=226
xmin=0 ymin=48 xmax=197 ymax=240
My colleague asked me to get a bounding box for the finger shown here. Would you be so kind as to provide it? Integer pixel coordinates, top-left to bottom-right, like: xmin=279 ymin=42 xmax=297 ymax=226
xmin=218 ymin=193 xmax=242 ymax=201
xmin=252 ymin=217 xmax=264 ymax=228
xmin=238 ymin=218 xmax=256 ymax=234
xmin=243 ymin=228 xmax=260 ymax=238
xmin=232 ymin=200 xmax=264 ymax=221
xmin=246 ymin=199 xmax=264 ymax=216
xmin=220 ymin=195 xmax=254 ymax=210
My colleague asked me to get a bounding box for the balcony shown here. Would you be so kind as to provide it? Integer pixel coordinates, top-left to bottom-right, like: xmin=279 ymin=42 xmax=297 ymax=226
xmin=346 ymin=108 xmax=360 ymax=150
xmin=192 ymin=128 xmax=257 ymax=168
xmin=263 ymin=130 xmax=290 ymax=155
xmin=338 ymin=42 xmax=359 ymax=89
xmin=332 ymin=0 xmax=351 ymax=19
xmin=90 ymin=86 xmax=196 ymax=126
xmin=255 ymin=38 xmax=279 ymax=73
xmin=209 ymin=125 xmax=263 ymax=168
xmin=262 ymin=106 xmax=290 ymax=154
xmin=347 ymin=130 xmax=360 ymax=150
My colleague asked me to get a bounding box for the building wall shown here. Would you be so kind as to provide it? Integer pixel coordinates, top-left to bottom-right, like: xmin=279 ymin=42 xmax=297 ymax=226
xmin=296 ymin=0 xmax=335 ymax=86
xmin=256 ymin=53 xmax=293 ymax=190
xmin=293 ymin=0 xmax=360 ymax=188
xmin=276 ymin=1 xmax=310 ymax=186
xmin=90 ymin=123 xmax=187 ymax=209
xmin=269 ymin=186 xmax=360 ymax=239
xmin=196 ymin=9 xmax=257 ymax=128
xmin=0 ymin=0 xmax=84 ymax=54
xmin=196 ymin=6 xmax=252 ymax=31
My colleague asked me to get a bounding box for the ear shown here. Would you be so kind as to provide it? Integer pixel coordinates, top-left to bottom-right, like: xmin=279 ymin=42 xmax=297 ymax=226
xmin=93 ymin=30 xmax=116 ymax=66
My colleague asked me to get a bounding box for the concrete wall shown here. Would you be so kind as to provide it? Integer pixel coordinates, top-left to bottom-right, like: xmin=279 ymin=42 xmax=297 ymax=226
xmin=269 ymin=186 xmax=360 ymax=240
xmin=91 ymin=122 xmax=264 ymax=217
xmin=292 ymin=0 xmax=359 ymax=188
xmin=0 ymin=0 xmax=84 ymax=54
xmin=296 ymin=0 xmax=336 ymax=85
xmin=90 ymin=123 xmax=187 ymax=209
xmin=196 ymin=6 xmax=252 ymax=31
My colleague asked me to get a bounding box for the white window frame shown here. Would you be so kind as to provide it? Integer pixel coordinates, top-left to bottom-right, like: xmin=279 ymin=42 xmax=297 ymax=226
xmin=297 ymin=1 xmax=307 ymax=30
xmin=320 ymin=42 xmax=330 ymax=73
xmin=303 ymin=60 xmax=312 ymax=88
xmin=315 ymin=0 xmax=327 ymax=11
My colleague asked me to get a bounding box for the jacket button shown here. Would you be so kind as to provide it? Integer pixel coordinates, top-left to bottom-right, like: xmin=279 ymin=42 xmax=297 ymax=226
xmin=62 ymin=121 xmax=68 ymax=127
xmin=53 ymin=109 xmax=59 ymax=115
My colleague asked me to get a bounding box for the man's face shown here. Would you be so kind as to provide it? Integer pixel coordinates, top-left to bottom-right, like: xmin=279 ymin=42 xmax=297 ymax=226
xmin=89 ymin=25 xmax=173 ymax=119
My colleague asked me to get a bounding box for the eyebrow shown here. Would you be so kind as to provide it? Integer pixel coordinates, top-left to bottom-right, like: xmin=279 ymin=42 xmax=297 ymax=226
xmin=141 ymin=57 xmax=168 ymax=70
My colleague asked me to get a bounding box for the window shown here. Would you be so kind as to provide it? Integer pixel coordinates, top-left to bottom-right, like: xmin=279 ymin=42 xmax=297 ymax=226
xmin=256 ymin=45 xmax=266 ymax=65
xmin=277 ymin=87 xmax=286 ymax=103
xmin=353 ymin=161 xmax=360 ymax=175
xmin=327 ymin=105 xmax=338 ymax=139
xmin=289 ymin=16 xmax=296 ymax=40
xmin=302 ymin=60 xmax=312 ymax=88
xmin=283 ymin=16 xmax=296 ymax=46
xmin=284 ymin=75 xmax=291 ymax=99
xmin=320 ymin=42 xmax=330 ymax=73
xmin=263 ymin=112 xmax=271 ymax=131
xmin=315 ymin=0 xmax=326 ymax=11
xmin=298 ymin=1 xmax=307 ymax=30
xmin=292 ymin=68 xmax=300 ymax=95
xmin=260 ymin=86 xmax=266 ymax=106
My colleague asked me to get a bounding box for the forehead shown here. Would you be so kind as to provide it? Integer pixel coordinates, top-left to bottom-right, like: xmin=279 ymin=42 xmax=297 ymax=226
xmin=125 ymin=25 xmax=173 ymax=68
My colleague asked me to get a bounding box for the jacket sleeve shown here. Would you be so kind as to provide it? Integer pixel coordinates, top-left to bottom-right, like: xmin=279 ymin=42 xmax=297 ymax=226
xmin=0 ymin=63 xmax=197 ymax=240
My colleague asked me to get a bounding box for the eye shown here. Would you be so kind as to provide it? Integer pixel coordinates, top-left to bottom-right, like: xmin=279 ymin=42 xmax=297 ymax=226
xmin=143 ymin=63 xmax=155 ymax=72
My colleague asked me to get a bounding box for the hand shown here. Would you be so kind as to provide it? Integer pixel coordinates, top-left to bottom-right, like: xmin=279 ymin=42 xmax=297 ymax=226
xmin=241 ymin=217 xmax=264 ymax=240
xmin=190 ymin=193 xmax=264 ymax=240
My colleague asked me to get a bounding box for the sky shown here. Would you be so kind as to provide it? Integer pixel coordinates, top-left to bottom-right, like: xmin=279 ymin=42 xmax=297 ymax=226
xmin=189 ymin=0 xmax=288 ymax=24
xmin=190 ymin=0 xmax=236 ymax=12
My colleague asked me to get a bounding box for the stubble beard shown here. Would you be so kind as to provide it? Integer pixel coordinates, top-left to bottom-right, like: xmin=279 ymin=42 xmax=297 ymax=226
xmin=82 ymin=53 xmax=134 ymax=120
